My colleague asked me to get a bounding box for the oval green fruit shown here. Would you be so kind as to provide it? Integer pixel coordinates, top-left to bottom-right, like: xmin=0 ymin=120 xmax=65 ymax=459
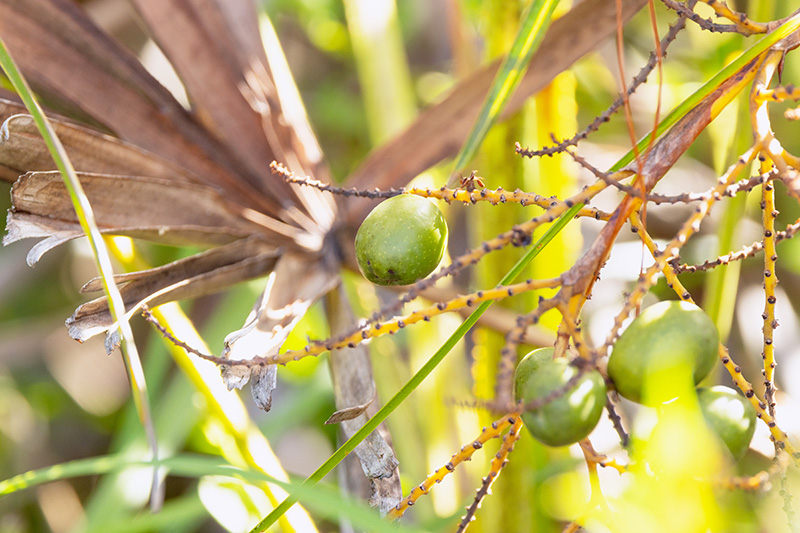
xmin=514 ymin=356 xmax=607 ymax=447
xmin=697 ymin=386 xmax=757 ymax=460
xmin=512 ymin=347 xmax=554 ymax=400
xmin=355 ymin=195 xmax=448 ymax=286
xmin=608 ymin=301 xmax=719 ymax=405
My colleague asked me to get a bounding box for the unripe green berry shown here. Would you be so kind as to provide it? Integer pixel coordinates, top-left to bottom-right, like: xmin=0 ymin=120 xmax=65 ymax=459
xmin=608 ymin=301 xmax=719 ymax=405
xmin=355 ymin=195 xmax=448 ymax=286
xmin=514 ymin=353 xmax=607 ymax=447
xmin=697 ymin=386 xmax=757 ymax=460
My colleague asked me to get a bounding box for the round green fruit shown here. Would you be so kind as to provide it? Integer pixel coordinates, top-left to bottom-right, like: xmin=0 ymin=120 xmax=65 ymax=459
xmin=608 ymin=301 xmax=719 ymax=405
xmin=355 ymin=195 xmax=448 ymax=286
xmin=514 ymin=356 xmax=607 ymax=447
xmin=512 ymin=347 xmax=554 ymax=400
xmin=697 ymin=386 xmax=757 ymax=460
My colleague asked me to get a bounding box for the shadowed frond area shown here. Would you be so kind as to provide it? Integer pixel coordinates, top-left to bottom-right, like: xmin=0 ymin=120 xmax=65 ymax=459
xmin=0 ymin=0 xmax=339 ymax=392
xmin=0 ymin=0 xmax=396 ymax=512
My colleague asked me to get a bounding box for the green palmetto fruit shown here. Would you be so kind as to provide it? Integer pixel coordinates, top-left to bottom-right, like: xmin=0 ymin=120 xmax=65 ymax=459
xmin=697 ymin=386 xmax=757 ymax=460
xmin=513 ymin=347 xmax=554 ymax=399
xmin=608 ymin=301 xmax=719 ymax=405
xmin=514 ymin=352 xmax=607 ymax=447
xmin=355 ymin=194 xmax=448 ymax=286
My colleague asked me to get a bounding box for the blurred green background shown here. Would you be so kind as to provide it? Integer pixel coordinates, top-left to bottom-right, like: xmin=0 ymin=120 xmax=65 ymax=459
xmin=1 ymin=0 xmax=799 ymax=532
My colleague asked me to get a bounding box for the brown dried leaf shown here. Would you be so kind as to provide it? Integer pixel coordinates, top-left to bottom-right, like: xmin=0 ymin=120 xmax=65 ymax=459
xmin=8 ymin=171 xmax=266 ymax=240
xmin=3 ymin=212 xmax=86 ymax=266
xmin=129 ymin=1 xmax=280 ymax=184
xmin=324 ymin=391 xmax=376 ymax=425
xmin=221 ymin=253 xmax=340 ymax=410
xmin=0 ymin=107 xmax=195 ymax=183
xmin=0 ymin=0 xmax=276 ymax=214
xmin=128 ymin=0 xmax=333 ymax=212
xmin=342 ymin=0 xmax=648 ymax=225
xmin=66 ymin=237 xmax=281 ymax=343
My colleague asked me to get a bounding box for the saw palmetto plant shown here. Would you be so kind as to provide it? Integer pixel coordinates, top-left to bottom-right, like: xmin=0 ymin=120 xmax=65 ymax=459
xmin=1 ymin=0 xmax=800 ymax=532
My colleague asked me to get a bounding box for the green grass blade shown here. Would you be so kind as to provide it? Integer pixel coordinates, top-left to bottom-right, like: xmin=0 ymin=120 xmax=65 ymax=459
xmin=0 ymin=38 xmax=161 ymax=509
xmin=0 ymin=454 xmax=424 ymax=533
xmin=449 ymin=0 xmax=560 ymax=185
xmin=250 ymin=201 xmax=583 ymax=532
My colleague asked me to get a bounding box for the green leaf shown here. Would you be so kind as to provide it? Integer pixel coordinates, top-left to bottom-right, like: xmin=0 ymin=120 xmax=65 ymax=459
xmin=449 ymin=0 xmax=560 ymax=184
xmin=0 ymin=454 xmax=421 ymax=533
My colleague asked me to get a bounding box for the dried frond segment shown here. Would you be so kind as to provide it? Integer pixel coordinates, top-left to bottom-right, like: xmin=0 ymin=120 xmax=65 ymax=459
xmin=220 ymin=255 xmax=339 ymax=409
xmin=68 ymin=238 xmax=282 ymax=343
xmin=387 ymin=414 xmax=520 ymax=520
xmin=0 ymin=108 xmax=194 ymax=182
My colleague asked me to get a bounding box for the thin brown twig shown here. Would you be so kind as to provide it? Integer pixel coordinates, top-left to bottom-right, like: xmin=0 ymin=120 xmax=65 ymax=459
xmin=516 ymin=15 xmax=688 ymax=158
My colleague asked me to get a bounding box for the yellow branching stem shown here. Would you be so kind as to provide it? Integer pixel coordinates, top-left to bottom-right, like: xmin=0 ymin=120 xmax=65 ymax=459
xmin=760 ymin=176 xmax=778 ymax=412
xmin=272 ymin=161 xmax=611 ymax=219
xmin=601 ymin=148 xmax=757 ymax=358
xmin=629 ymin=209 xmax=694 ymax=303
xmin=494 ymin=300 xmax=559 ymax=405
xmin=702 ymin=0 xmax=769 ymax=34
xmin=387 ymin=414 xmax=520 ymax=520
xmin=407 ymin=186 xmax=607 ymax=219
xmin=675 ymin=215 xmax=800 ymax=274
xmin=580 ymin=439 xmax=627 ymax=475
xmin=750 ymin=50 xmax=792 ymax=420
xmin=755 ymin=85 xmax=800 ymax=103
xmin=663 ymin=0 xmax=773 ymax=35
xmin=201 ymin=278 xmax=559 ymax=367
xmin=345 ymin=177 xmax=614 ymax=331
xmin=556 ymin=307 xmax=597 ymax=363
xmin=564 ymin=440 xmax=618 ymax=533
xmin=716 ymin=470 xmax=773 ymax=492
xmin=628 ymin=200 xmax=798 ymax=461
xmin=717 ymin=344 xmax=800 ymax=465
xmin=456 ymin=416 xmax=523 ymax=533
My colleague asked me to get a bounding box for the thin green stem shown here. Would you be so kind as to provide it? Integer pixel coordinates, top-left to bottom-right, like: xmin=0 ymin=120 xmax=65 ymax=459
xmin=0 ymin=38 xmax=161 ymax=510
xmin=449 ymin=0 xmax=560 ymax=185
